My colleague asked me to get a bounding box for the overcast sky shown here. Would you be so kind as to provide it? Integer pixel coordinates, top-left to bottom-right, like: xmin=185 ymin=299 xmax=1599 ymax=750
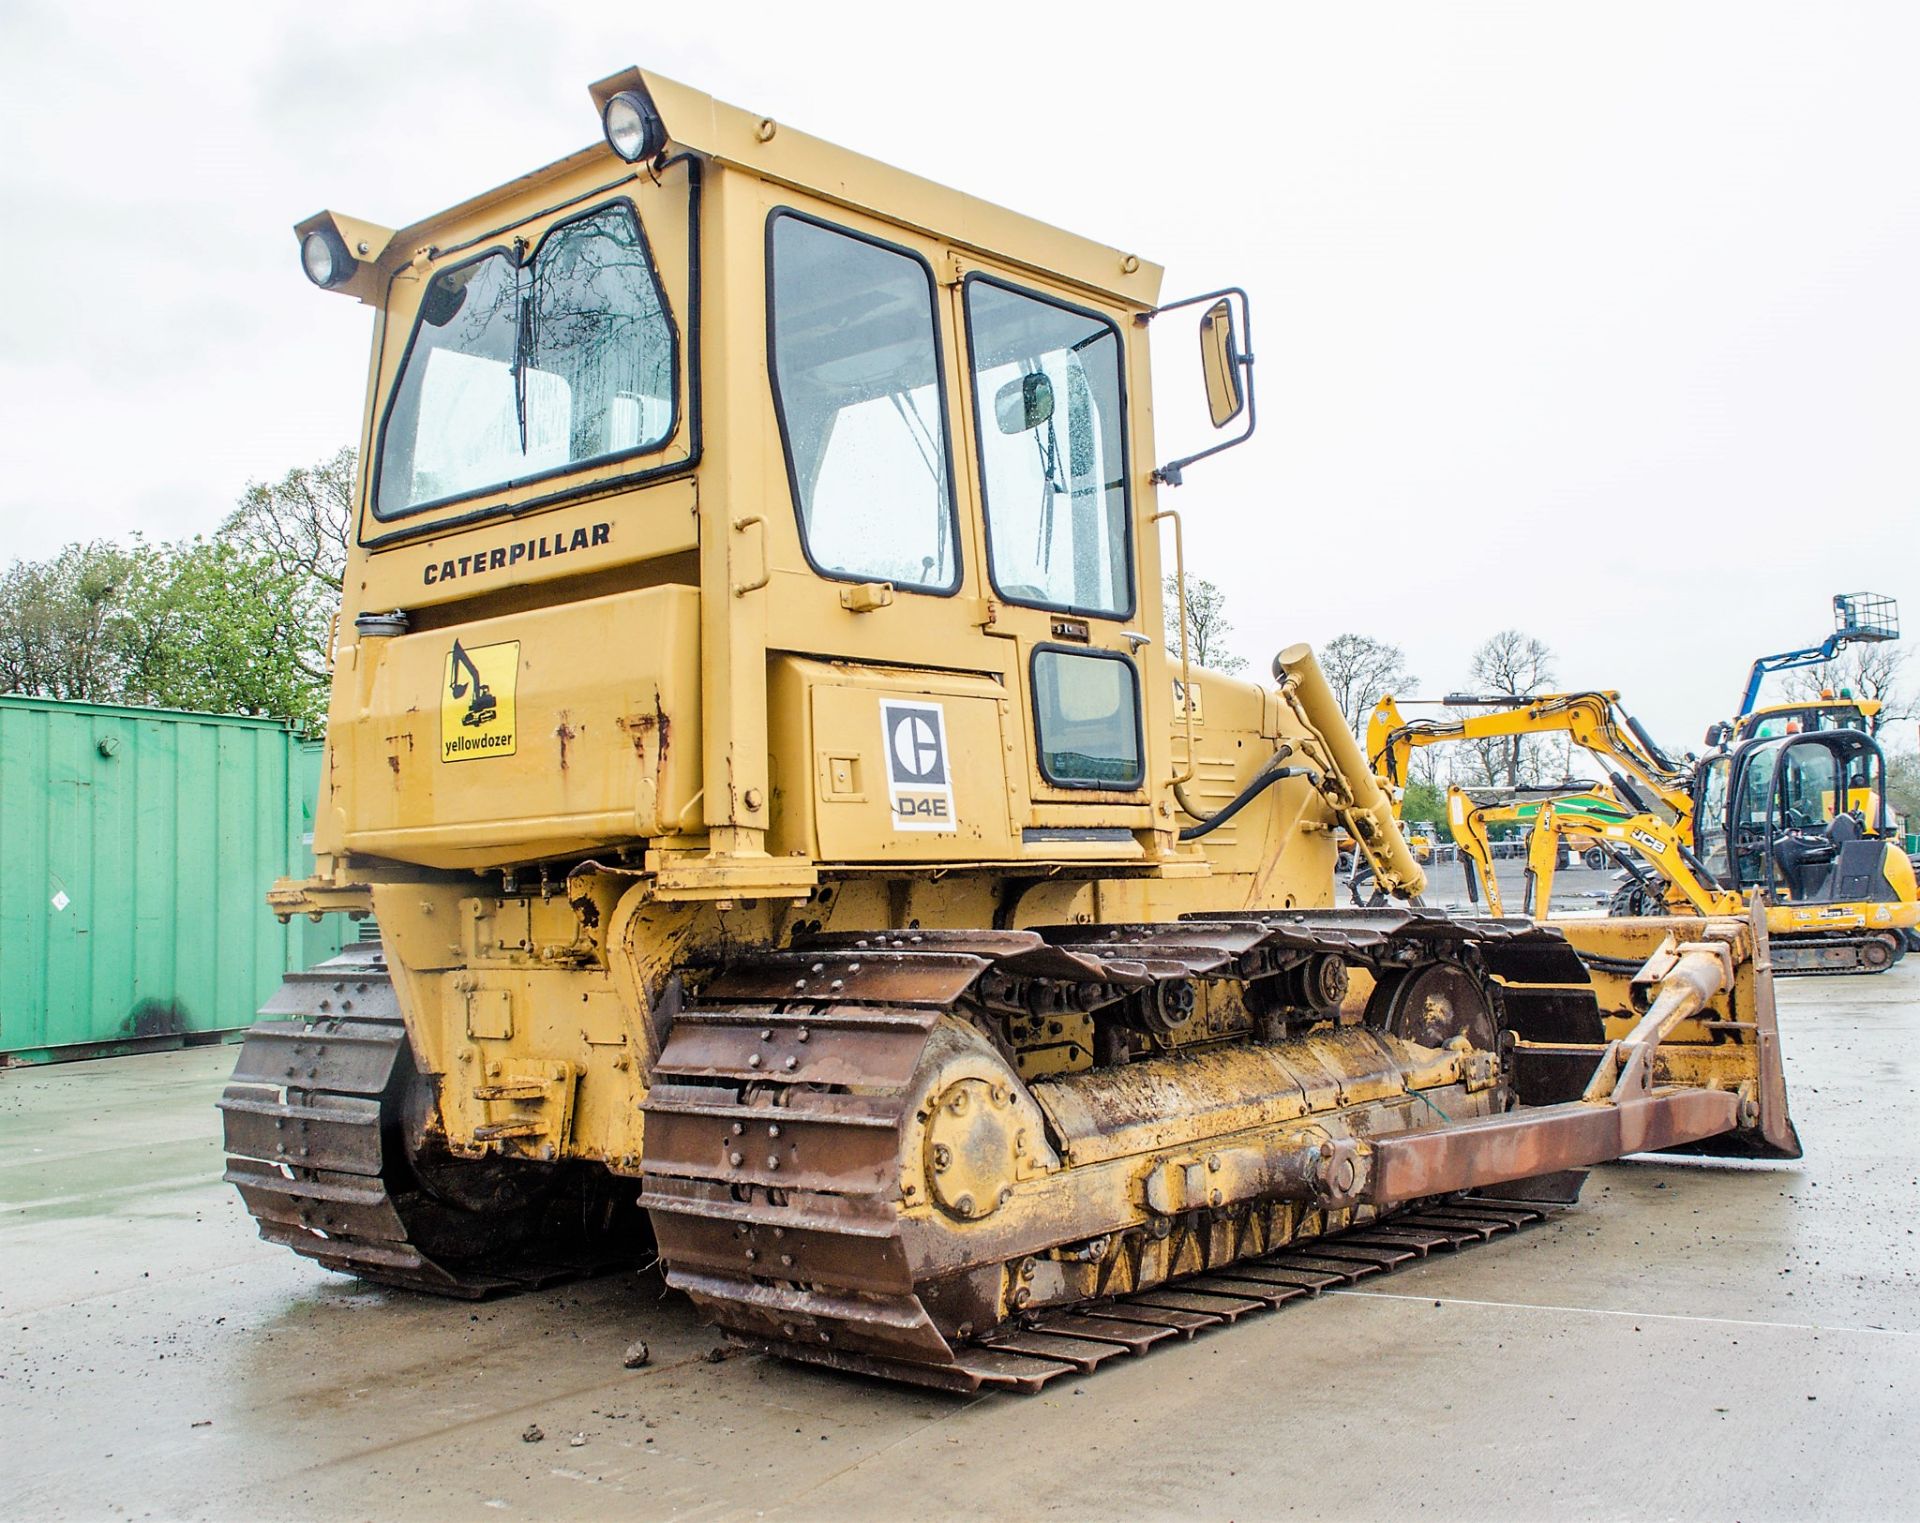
xmin=2 ymin=2 xmax=1915 ymax=747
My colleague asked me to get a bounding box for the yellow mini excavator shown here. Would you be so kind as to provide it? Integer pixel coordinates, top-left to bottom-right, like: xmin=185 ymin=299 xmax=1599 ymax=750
xmin=1370 ymin=692 xmax=1918 ymax=973
xmin=223 ymin=66 xmax=1799 ymax=1394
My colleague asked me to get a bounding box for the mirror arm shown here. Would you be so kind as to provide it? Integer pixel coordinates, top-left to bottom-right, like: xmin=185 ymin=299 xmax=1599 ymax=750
xmin=1144 ymin=286 xmax=1257 ymax=486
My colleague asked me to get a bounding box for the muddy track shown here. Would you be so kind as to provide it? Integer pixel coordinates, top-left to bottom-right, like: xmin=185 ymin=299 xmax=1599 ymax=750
xmin=220 ymin=949 xmax=629 ymax=1297
xmin=642 ymin=910 xmax=1588 ymax=1391
xmin=736 ymin=1194 xmax=1551 ymax=1393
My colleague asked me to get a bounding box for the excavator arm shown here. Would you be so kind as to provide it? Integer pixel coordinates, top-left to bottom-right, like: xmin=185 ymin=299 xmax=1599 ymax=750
xmin=1367 ymin=690 xmax=1692 ymax=820
xmin=1448 ymin=783 xmax=1740 ymax=920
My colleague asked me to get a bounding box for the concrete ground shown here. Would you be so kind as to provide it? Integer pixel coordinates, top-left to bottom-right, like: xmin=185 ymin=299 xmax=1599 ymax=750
xmin=1393 ymin=857 xmax=1621 ymax=914
xmin=4 ymin=962 xmax=1916 ymax=1523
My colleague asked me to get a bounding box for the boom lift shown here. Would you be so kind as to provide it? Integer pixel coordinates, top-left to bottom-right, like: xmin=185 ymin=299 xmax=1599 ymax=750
xmin=1716 ymin=592 xmax=1899 ymax=746
xmin=221 ymin=66 xmax=1800 ymax=1394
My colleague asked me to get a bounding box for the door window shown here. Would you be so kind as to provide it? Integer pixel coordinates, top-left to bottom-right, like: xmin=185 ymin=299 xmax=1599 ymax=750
xmin=1694 ymin=754 xmax=1731 ymax=881
xmin=1778 ymin=743 xmax=1841 ymax=830
xmin=767 ymin=214 xmax=959 ymax=593
xmin=1032 ymin=648 xmax=1143 ymax=789
xmin=965 ymin=279 xmax=1132 ymax=617
xmin=1730 ymin=744 xmax=1778 ymax=886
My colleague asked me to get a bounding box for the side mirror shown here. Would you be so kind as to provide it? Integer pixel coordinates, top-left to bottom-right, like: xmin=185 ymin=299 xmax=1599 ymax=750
xmin=1147 ymin=286 xmax=1255 ymax=487
xmin=994 ymin=372 xmax=1054 ymax=434
xmin=1704 ymin=721 xmax=1728 ymax=748
xmin=1198 ymin=299 xmax=1243 ymax=428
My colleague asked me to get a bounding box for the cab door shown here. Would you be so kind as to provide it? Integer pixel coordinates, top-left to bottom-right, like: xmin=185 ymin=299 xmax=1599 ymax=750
xmin=952 ymin=269 xmax=1153 ymax=853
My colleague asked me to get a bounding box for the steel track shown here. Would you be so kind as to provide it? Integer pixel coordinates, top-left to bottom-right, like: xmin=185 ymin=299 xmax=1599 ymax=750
xmin=642 ymin=910 xmax=1590 ymax=1391
xmin=751 ymin=1194 xmax=1550 ymax=1393
xmin=220 ymin=948 xmax=631 ymax=1297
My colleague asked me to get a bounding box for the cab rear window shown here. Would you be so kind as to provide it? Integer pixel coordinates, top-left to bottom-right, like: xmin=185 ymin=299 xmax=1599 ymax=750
xmin=375 ymin=201 xmax=677 ymax=519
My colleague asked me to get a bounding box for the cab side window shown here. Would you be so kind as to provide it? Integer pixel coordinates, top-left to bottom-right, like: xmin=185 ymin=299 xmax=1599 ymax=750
xmin=1032 ymin=648 xmax=1143 ymax=789
xmin=767 ymin=214 xmax=959 ymax=593
xmin=965 ymin=278 xmax=1132 ymax=618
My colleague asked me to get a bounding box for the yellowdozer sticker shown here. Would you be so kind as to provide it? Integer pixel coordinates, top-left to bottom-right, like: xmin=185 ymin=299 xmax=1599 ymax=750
xmin=441 ymin=639 xmax=519 ymax=762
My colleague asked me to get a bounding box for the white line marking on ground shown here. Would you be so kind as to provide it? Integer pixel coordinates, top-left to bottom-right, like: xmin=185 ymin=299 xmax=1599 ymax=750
xmin=1332 ymin=1288 xmax=1915 ymax=1338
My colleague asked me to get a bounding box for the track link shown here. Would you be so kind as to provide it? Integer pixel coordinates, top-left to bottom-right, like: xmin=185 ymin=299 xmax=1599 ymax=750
xmin=642 ymin=909 xmax=1588 ymax=1390
xmin=756 ymin=1195 xmax=1550 ymax=1393
xmin=1771 ymin=930 xmax=1905 ymax=975
xmin=220 ymin=948 xmax=624 ymax=1297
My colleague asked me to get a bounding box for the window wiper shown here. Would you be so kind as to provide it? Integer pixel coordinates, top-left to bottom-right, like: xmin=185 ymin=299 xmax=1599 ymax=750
xmin=510 ymin=261 xmax=534 ymax=454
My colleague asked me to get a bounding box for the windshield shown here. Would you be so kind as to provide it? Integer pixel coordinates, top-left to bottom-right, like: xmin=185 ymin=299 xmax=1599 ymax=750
xmin=375 ymin=202 xmax=676 ymax=518
xmin=1742 ymin=703 xmax=1869 ymax=740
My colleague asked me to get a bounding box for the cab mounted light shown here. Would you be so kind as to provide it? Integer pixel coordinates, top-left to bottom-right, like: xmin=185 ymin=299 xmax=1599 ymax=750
xmin=292 ymin=211 xmax=395 ymax=303
xmin=301 ymin=226 xmax=354 ymax=289
xmin=602 ymin=89 xmax=667 ymax=163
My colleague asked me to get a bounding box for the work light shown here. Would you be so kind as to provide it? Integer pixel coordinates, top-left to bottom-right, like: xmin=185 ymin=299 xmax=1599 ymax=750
xmin=301 ymin=227 xmax=353 ymax=289
xmin=602 ymin=89 xmax=666 ymax=163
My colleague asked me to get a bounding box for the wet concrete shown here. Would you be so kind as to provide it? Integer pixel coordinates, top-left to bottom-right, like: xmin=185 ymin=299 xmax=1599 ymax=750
xmin=4 ymin=965 xmax=1916 ymax=1521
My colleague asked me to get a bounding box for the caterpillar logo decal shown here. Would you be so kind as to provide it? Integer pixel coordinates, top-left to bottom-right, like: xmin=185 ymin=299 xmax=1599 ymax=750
xmin=442 ymin=639 xmax=519 ymax=762
xmin=880 ymin=699 xmax=956 ymax=831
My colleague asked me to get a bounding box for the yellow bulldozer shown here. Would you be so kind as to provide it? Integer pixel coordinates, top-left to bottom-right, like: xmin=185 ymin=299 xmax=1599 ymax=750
xmin=223 ymin=66 xmax=1799 ymax=1393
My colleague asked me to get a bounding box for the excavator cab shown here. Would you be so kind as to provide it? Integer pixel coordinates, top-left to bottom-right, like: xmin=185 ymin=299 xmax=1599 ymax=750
xmin=1702 ymin=731 xmax=1896 ymax=906
xmin=1723 ymin=696 xmax=1879 ymax=745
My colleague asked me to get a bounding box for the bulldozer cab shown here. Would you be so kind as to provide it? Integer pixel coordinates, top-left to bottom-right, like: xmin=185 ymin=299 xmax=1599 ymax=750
xmin=303 ymin=69 xmax=1258 ymax=892
xmin=1696 ymin=730 xmax=1890 ymax=903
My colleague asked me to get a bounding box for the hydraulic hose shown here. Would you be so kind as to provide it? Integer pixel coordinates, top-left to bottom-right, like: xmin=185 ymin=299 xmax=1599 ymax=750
xmin=1178 ymin=759 xmax=1316 ymax=841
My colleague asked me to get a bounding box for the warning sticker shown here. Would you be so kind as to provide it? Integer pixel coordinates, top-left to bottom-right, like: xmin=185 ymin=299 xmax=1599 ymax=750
xmin=441 ymin=639 xmax=519 ymax=762
xmin=880 ymin=699 xmax=956 ymax=832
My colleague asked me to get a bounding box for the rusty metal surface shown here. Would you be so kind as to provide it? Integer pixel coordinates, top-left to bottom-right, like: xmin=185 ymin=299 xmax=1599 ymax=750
xmin=753 ymin=1196 xmax=1550 ymax=1392
xmin=700 ymin=951 xmax=988 ymax=1006
xmin=634 ymin=905 xmax=1807 ymax=1393
xmin=1364 ymin=1089 xmax=1741 ymax=1205
xmin=649 ymin=1008 xmax=935 ymax=1088
xmin=221 ymin=952 xmax=638 ymax=1299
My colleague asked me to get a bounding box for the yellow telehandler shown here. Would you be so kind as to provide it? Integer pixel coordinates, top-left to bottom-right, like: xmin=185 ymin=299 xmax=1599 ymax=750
xmin=223 ymin=66 xmax=1798 ymax=1393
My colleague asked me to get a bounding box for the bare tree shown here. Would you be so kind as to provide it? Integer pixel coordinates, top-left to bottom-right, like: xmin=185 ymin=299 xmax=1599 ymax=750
xmin=1465 ymin=629 xmax=1557 ymax=786
xmin=1780 ymin=642 xmax=1911 ymax=724
xmin=1164 ymin=575 xmax=1248 ymax=674
xmin=1318 ymin=632 xmax=1415 ymax=736
xmin=1888 ymin=749 xmax=1920 ymax=827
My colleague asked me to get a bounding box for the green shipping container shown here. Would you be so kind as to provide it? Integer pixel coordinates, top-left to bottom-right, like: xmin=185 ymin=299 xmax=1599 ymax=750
xmin=0 ymin=695 xmax=349 ymax=1063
